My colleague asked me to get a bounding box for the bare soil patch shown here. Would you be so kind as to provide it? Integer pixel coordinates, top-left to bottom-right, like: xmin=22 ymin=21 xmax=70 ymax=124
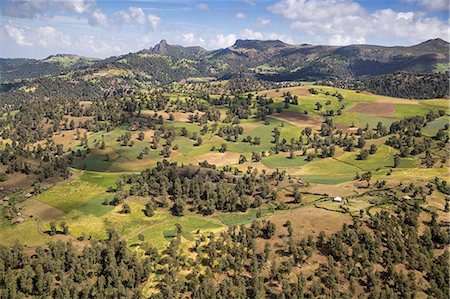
xmin=267 ymin=206 xmax=352 ymax=240
xmin=270 ymin=111 xmax=322 ymax=128
xmin=0 ymin=173 xmax=36 ymax=191
xmin=262 ymin=86 xmax=311 ymax=99
xmin=348 ymin=102 xmax=395 ymax=117
xmin=306 ymin=182 xmax=357 ymax=197
xmin=23 ymin=199 xmax=65 ymax=222
xmin=195 ymin=152 xmax=240 ymax=166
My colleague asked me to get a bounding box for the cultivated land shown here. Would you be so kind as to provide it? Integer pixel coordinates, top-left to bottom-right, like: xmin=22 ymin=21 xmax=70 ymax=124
xmin=2 ymin=85 xmax=449 ymax=245
xmin=0 ymin=83 xmax=449 ymax=297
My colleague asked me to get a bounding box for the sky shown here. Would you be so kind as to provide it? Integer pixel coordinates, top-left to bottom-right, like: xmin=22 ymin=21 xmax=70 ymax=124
xmin=0 ymin=0 xmax=449 ymax=59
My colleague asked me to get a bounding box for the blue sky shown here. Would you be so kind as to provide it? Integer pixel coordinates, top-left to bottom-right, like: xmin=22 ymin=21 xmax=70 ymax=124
xmin=0 ymin=0 xmax=448 ymax=58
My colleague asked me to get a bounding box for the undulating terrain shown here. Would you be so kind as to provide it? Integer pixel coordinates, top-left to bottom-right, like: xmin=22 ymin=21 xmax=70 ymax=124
xmin=0 ymin=39 xmax=449 ymax=298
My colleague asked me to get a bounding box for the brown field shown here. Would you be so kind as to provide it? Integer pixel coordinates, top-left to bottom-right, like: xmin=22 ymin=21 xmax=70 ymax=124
xmin=195 ymin=152 xmax=240 ymax=166
xmin=269 ymin=111 xmax=322 ymax=128
xmin=267 ymin=206 xmax=352 ymax=241
xmin=261 ymin=86 xmax=311 ymax=99
xmin=0 ymin=173 xmax=36 ymax=191
xmin=348 ymin=102 xmax=395 ymax=117
xmin=23 ymin=199 xmax=65 ymax=222
xmin=306 ymin=182 xmax=357 ymax=197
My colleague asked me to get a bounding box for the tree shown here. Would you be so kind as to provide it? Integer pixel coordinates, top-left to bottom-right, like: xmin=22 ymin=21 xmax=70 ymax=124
xmin=175 ymin=223 xmax=183 ymax=236
xmin=293 ymin=186 xmax=302 ymax=204
xmin=60 ymin=221 xmax=69 ymax=235
xmin=171 ymin=198 xmax=185 ymax=216
xmin=144 ymin=201 xmax=155 ymax=217
xmin=357 ymin=149 xmax=369 ymax=160
xmin=393 ymin=155 xmax=400 ymax=168
xmin=49 ymin=221 xmax=57 ymax=235
xmin=361 ymin=171 xmax=372 ymax=187
xmin=121 ymin=203 xmax=131 ymax=214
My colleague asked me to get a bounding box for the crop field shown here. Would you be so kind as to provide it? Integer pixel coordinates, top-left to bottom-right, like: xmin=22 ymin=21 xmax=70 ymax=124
xmin=1 ymin=85 xmax=448 ymax=258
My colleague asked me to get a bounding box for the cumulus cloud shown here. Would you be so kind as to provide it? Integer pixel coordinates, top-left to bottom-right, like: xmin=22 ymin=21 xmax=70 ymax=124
xmin=235 ymin=12 xmax=246 ymax=19
xmin=240 ymin=28 xmax=263 ymax=39
xmin=1 ymin=0 xmax=110 ymax=28
xmin=118 ymin=7 xmax=147 ymax=25
xmin=117 ymin=7 xmax=161 ymax=31
xmin=37 ymin=26 xmax=71 ymax=47
xmin=269 ymin=0 xmax=448 ymax=45
xmin=210 ymin=33 xmax=237 ymax=48
xmin=179 ymin=32 xmax=206 ymax=46
xmin=79 ymin=35 xmax=121 ymax=54
xmin=196 ymin=3 xmax=209 ymax=11
xmin=3 ymin=23 xmax=32 ymax=46
xmin=147 ymin=14 xmax=161 ymax=31
xmin=256 ymin=17 xmax=271 ymax=26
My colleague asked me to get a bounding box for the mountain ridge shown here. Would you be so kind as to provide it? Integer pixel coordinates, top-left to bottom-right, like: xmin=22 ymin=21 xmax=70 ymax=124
xmin=1 ymin=38 xmax=448 ymax=83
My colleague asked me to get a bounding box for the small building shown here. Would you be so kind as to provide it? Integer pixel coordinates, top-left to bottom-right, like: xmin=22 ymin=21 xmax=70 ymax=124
xmin=333 ymin=196 xmax=343 ymax=202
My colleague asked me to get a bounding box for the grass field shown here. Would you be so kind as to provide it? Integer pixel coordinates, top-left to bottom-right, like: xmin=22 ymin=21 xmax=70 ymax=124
xmin=35 ymin=180 xmax=105 ymax=213
xmin=1 ymin=85 xmax=448 ymax=253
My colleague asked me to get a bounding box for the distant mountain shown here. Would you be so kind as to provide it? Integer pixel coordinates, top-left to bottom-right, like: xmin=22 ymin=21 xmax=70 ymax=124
xmin=147 ymin=39 xmax=206 ymax=59
xmin=0 ymin=54 xmax=97 ymax=82
xmin=0 ymin=39 xmax=448 ymax=107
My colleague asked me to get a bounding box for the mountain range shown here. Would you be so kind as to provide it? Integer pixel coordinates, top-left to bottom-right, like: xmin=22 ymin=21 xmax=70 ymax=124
xmin=1 ymin=38 xmax=448 ymax=84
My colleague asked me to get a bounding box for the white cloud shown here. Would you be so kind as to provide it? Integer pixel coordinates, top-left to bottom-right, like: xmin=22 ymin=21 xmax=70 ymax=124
xmin=256 ymin=17 xmax=271 ymax=26
xmin=196 ymin=3 xmax=209 ymax=11
xmin=37 ymin=26 xmax=71 ymax=47
xmin=1 ymin=0 xmax=110 ymax=28
xmin=266 ymin=33 xmax=295 ymax=44
xmin=269 ymin=0 xmax=448 ymax=45
xmin=3 ymin=24 xmax=32 ymax=46
xmin=209 ymin=33 xmax=237 ymax=48
xmin=117 ymin=7 xmax=160 ymax=31
xmin=147 ymin=14 xmax=161 ymax=31
xmin=240 ymin=28 xmax=263 ymax=40
xmin=79 ymin=35 xmax=121 ymax=54
xmin=235 ymin=12 xmax=246 ymax=19
xmin=89 ymin=9 xmax=109 ymax=27
xmin=181 ymin=32 xmax=196 ymax=44
xmin=118 ymin=7 xmax=147 ymax=25
xmin=137 ymin=35 xmax=153 ymax=48
xmin=179 ymin=32 xmax=206 ymax=46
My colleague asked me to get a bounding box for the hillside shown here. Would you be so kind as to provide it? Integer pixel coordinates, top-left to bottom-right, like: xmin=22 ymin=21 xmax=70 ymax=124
xmin=0 ymin=39 xmax=448 ymax=112
xmin=0 ymin=54 xmax=98 ymax=82
xmin=1 ymin=38 xmax=448 ymax=84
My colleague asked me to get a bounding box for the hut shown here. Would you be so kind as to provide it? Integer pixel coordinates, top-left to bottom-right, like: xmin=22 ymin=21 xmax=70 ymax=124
xmin=333 ymin=196 xmax=343 ymax=202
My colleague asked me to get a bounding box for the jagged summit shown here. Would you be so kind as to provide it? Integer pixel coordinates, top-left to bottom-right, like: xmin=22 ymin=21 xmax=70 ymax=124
xmin=149 ymin=40 xmax=206 ymax=58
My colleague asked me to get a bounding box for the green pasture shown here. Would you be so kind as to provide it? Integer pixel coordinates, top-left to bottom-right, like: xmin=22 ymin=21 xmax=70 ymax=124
xmin=262 ymin=153 xmax=307 ymax=168
xmin=35 ymin=180 xmax=104 ymax=213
